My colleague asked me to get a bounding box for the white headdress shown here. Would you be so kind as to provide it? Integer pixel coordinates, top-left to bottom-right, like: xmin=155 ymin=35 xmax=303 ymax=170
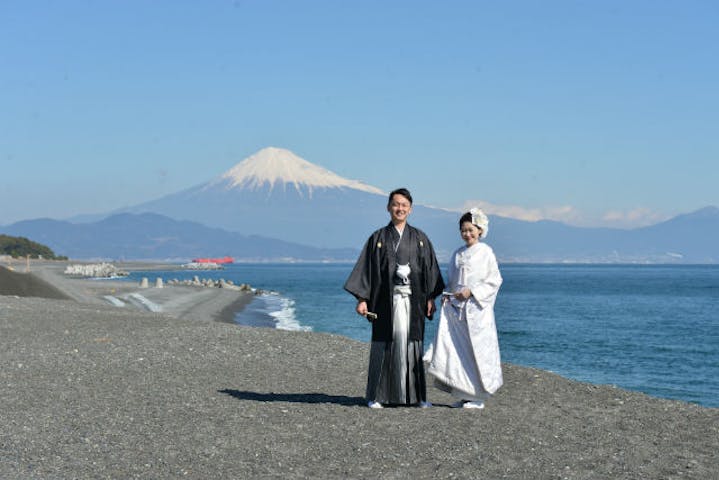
xmin=470 ymin=208 xmax=489 ymax=238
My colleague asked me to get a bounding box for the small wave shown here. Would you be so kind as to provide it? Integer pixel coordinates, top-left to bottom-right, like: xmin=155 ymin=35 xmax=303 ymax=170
xmin=265 ymin=294 xmax=311 ymax=332
xmin=235 ymin=292 xmax=311 ymax=332
xmin=500 ymin=329 xmax=529 ymax=338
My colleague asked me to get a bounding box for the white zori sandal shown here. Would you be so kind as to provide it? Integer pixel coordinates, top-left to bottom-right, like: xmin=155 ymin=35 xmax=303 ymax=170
xmin=452 ymin=400 xmax=485 ymax=409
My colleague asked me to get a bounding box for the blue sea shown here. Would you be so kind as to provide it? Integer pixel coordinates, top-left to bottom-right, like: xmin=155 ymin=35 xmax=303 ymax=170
xmin=126 ymin=263 xmax=719 ymax=408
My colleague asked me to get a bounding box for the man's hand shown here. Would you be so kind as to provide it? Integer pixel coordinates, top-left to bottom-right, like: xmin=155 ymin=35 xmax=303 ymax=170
xmin=426 ymin=299 xmax=436 ymax=319
xmin=356 ymin=300 xmax=369 ymax=318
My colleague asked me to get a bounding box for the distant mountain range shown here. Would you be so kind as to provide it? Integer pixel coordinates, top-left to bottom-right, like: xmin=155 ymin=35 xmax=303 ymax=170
xmin=485 ymin=206 xmax=719 ymax=263
xmin=2 ymin=147 xmax=718 ymax=263
xmin=1 ymin=213 xmax=356 ymax=262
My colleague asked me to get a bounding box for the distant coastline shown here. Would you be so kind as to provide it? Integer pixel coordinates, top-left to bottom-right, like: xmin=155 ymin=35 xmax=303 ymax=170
xmin=2 ymin=205 xmax=717 ymax=265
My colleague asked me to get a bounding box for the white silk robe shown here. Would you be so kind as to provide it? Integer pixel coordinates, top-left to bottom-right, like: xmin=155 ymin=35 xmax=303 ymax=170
xmin=426 ymin=242 xmax=503 ymax=398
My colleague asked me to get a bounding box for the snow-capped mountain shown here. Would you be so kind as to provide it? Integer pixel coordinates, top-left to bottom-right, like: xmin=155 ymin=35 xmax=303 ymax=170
xmin=116 ymin=147 xmax=398 ymax=249
xmin=211 ymin=147 xmax=384 ymax=196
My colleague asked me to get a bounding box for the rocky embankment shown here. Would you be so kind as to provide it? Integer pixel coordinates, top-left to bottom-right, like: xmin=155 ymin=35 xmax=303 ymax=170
xmin=164 ymin=275 xmax=256 ymax=292
xmin=64 ymin=263 xmax=128 ymax=277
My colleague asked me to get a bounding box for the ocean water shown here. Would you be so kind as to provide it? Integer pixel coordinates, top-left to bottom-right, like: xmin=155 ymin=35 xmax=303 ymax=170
xmin=126 ymin=263 xmax=719 ymax=408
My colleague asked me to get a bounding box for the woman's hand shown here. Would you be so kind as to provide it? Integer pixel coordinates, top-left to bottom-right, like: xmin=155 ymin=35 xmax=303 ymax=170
xmin=454 ymin=288 xmax=472 ymax=301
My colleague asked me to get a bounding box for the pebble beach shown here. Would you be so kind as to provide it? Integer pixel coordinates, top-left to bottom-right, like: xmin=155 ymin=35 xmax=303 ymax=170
xmin=1 ymin=262 xmax=717 ymax=479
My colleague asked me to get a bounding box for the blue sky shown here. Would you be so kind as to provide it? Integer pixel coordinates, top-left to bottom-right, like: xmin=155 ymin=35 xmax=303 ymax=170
xmin=2 ymin=0 xmax=717 ymax=228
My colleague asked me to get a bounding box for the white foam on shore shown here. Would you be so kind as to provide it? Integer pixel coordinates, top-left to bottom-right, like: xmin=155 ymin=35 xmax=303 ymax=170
xmin=263 ymin=293 xmax=311 ymax=332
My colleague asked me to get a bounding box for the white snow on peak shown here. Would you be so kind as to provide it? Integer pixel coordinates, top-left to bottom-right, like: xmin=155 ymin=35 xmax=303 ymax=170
xmin=214 ymin=147 xmax=384 ymax=195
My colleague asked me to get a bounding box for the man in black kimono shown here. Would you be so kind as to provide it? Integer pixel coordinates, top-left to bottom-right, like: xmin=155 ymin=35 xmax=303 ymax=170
xmin=344 ymin=188 xmax=445 ymax=408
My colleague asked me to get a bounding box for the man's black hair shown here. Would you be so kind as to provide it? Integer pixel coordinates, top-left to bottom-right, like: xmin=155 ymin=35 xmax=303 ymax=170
xmin=388 ymin=188 xmax=413 ymax=206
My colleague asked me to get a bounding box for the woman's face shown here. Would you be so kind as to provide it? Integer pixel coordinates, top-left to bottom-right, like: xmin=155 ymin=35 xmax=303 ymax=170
xmin=460 ymin=221 xmax=482 ymax=247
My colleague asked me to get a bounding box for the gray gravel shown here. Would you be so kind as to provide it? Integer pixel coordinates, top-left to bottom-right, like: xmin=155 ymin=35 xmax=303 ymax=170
xmin=1 ymin=295 xmax=717 ymax=479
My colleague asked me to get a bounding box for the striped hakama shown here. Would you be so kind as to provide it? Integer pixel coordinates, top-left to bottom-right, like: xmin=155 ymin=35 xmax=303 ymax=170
xmin=366 ymin=284 xmax=426 ymax=405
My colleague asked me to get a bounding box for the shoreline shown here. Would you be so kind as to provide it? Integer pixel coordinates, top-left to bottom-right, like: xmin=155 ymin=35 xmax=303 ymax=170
xmin=215 ymin=289 xmax=255 ymax=324
xmin=1 ymin=294 xmax=716 ymax=479
xmin=5 ymin=260 xmax=717 ymax=407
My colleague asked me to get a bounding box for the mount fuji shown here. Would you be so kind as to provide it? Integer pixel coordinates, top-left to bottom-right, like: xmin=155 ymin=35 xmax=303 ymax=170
xmin=214 ymin=147 xmax=384 ymax=196
xmin=114 ymin=147 xmax=449 ymax=250
xmin=98 ymin=147 xmax=716 ymax=262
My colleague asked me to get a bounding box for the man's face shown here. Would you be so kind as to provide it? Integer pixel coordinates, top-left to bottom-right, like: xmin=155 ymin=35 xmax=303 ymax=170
xmin=387 ymin=194 xmax=412 ymax=224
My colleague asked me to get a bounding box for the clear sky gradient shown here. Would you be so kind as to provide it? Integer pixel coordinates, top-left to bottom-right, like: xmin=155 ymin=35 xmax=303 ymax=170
xmin=2 ymin=1 xmax=717 ymax=228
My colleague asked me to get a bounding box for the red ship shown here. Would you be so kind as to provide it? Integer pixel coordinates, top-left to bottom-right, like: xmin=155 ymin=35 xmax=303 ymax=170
xmin=192 ymin=256 xmax=235 ymax=264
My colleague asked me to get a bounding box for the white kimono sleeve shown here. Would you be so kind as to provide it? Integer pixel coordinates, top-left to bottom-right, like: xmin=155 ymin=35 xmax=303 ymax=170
xmin=468 ymin=245 xmax=502 ymax=309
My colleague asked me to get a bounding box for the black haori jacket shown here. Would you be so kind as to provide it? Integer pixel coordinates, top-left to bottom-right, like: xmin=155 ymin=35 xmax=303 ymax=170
xmin=344 ymin=223 xmax=445 ymax=342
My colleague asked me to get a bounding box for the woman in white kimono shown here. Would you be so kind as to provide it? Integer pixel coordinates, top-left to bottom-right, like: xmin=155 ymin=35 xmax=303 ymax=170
xmin=425 ymin=208 xmax=503 ymax=409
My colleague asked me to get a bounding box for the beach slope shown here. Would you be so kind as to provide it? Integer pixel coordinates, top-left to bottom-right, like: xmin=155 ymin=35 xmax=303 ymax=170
xmin=1 ymin=262 xmax=253 ymax=324
xmin=1 ymin=292 xmax=717 ymax=479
